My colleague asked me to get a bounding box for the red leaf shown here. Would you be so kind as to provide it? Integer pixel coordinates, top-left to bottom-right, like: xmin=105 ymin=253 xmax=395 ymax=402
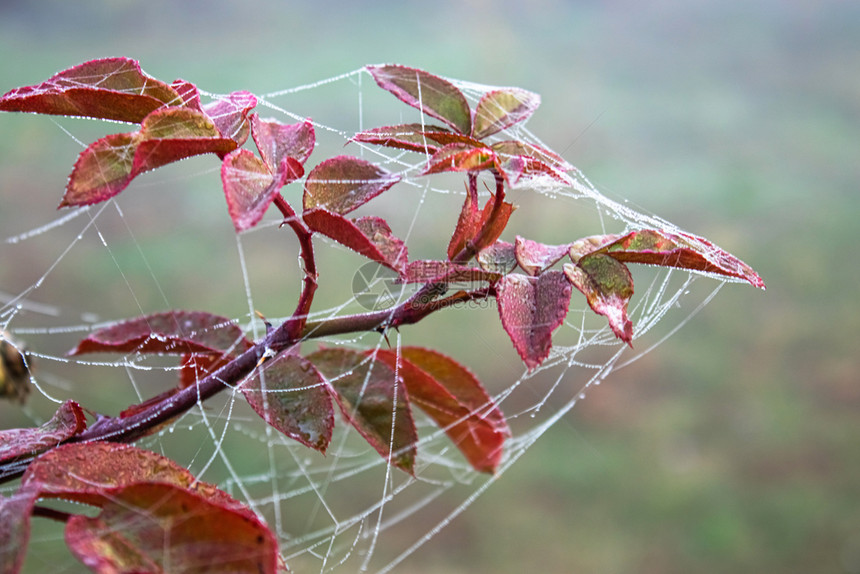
xmin=496 ymin=271 xmax=572 ymax=370
xmin=306 ymin=348 xmax=417 ymax=474
xmin=476 ymin=240 xmax=518 ymax=274
xmin=65 ymin=482 xmax=279 ymax=574
xmin=376 ymin=348 xmax=510 ymax=473
xmin=351 ymin=123 xmax=480 ymax=154
xmin=22 ymin=443 xmax=198 ymax=504
xmin=0 ymin=401 xmax=86 ymax=465
xmin=496 ymin=154 xmax=572 ymax=188
xmin=170 ymin=78 xmax=202 ymax=110
xmin=202 ymin=90 xmax=258 ymax=146
xmin=251 ymin=115 xmax=315 ymax=173
xmin=0 ymin=490 xmax=37 ymax=574
xmin=491 ymin=140 xmax=573 ymax=173
xmin=61 ymin=107 xmax=237 ymax=208
xmin=0 ymin=57 xmax=182 ymax=123
xmin=303 ymin=209 xmax=407 ymax=273
xmin=473 ymin=88 xmax=541 ymax=139
xmin=564 ymin=255 xmax=635 ymax=345
xmin=447 ymin=192 xmax=515 ymax=261
xmin=590 ymin=229 xmax=766 ymax=289
xmin=423 ymin=144 xmax=497 ymax=176
xmin=221 ymin=149 xmax=303 ymax=232
xmin=515 ymin=236 xmax=572 ymax=276
xmin=401 ymin=260 xmax=499 ymax=285
xmin=303 ymin=155 xmax=399 ymax=215
xmin=367 ymin=65 xmax=472 ymax=135
xmin=242 ymin=352 xmax=334 ymax=453
xmin=69 ymin=311 xmax=250 ymax=356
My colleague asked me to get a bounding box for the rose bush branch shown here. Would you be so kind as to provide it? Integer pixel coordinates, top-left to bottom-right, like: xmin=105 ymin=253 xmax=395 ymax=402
xmin=0 ymin=59 xmax=764 ymax=574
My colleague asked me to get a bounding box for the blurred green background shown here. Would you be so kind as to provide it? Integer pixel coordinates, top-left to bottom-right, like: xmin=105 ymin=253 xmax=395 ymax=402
xmin=1 ymin=1 xmax=858 ymax=572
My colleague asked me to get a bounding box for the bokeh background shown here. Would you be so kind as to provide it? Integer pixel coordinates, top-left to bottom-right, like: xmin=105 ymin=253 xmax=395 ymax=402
xmin=1 ymin=1 xmax=858 ymax=573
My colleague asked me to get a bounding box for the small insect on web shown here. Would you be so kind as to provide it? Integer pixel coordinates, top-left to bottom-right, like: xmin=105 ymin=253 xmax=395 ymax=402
xmin=0 ymin=59 xmax=762 ymax=574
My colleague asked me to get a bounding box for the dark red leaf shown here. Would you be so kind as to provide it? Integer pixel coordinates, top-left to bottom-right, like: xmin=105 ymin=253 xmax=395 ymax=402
xmin=401 ymin=260 xmax=499 ymax=285
xmin=0 ymin=401 xmax=86 ymax=465
xmin=515 ymin=236 xmax=572 ymax=276
xmin=476 ymin=241 xmax=518 ymax=274
xmin=306 ymin=348 xmax=417 ymax=474
xmin=376 ymin=347 xmax=509 ymax=473
xmin=423 ymin=144 xmax=497 ymax=176
xmin=589 ymin=229 xmax=766 ymax=289
xmin=473 ymin=88 xmax=541 ymax=139
xmin=351 ymin=123 xmax=480 ymax=154
xmin=221 ymin=149 xmax=303 ymax=232
xmin=496 ymin=271 xmax=572 ymax=370
xmin=65 ymin=482 xmax=279 ymax=574
xmin=303 ymin=209 xmax=407 ymax=273
xmin=367 ymin=65 xmax=472 ymax=135
xmin=0 ymin=57 xmax=182 ymax=123
xmin=202 ymin=90 xmax=258 ymax=146
xmin=251 ymin=115 xmax=315 ymax=172
xmin=564 ymin=255 xmax=635 ymax=345
xmin=69 ymin=311 xmax=250 ymax=356
xmin=242 ymin=352 xmax=334 ymax=453
xmin=0 ymin=490 xmax=37 ymax=574
xmin=303 ymin=155 xmax=400 ymax=215
xmin=61 ymin=107 xmax=237 ymax=208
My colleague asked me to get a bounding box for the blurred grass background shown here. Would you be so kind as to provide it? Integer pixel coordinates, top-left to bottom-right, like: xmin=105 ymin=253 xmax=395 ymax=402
xmin=1 ymin=0 xmax=858 ymax=572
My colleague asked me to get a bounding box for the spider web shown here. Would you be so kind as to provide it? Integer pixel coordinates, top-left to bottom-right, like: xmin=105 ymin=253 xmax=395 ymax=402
xmin=0 ymin=66 xmax=734 ymax=573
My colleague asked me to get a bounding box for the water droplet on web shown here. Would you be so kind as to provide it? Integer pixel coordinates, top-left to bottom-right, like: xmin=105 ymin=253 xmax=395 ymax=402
xmin=578 ymin=393 xmax=586 ymax=400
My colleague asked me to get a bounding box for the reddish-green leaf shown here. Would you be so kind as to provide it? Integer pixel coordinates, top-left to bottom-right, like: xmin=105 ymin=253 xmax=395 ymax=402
xmin=590 ymin=229 xmax=766 ymax=289
xmin=476 ymin=241 xmax=518 ymax=274
xmin=65 ymin=482 xmax=279 ymax=574
xmin=473 ymin=88 xmax=541 ymax=139
xmin=515 ymin=236 xmax=572 ymax=276
xmin=401 ymin=260 xmax=499 ymax=285
xmin=0 ymin=401 xmax=86 ymax=465
xmin=351 ymin=123 xmax=479 ymax=154
xmin=202 ymin=90 xmax=257 ymax=146
xmin=564 ymin=255 xmax=635 ymax=345
xmin=251 ymin=115 xmax=315 ymax=172
xmin=69 ymin=311 xmax=250 ymax=356
xmin=303 ymin=209 xmax=408 ymax=273
xmin=303 ymin=155 xmax=400 ymax=215
xmin=496 ymin=271 xmax=572 ymax=370
xmin=221 ymin=149 xmax=303 ymax=232
xmin=242 ymin=352 xmax=334 ymax=453
xmin=367 ymin=65 xmax=472 ymax=135
xmin=496 ymin=154 xmax=572 ymax=188
xmin=423 ymin=144 xmax=497 ymax=176
xmin=0 ymin=57 xmax=182 ymax=123
xmin=376 ymin=347 xmax=510 ymax=473
xmin=61 ymin=107 xmax=237 ymax=207
xmin=306 ymin=348 xmax=417 ymax=474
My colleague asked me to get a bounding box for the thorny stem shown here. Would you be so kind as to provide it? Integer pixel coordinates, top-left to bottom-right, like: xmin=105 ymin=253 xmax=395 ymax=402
xmin=0 ymin=170 xmax=508 ymax=486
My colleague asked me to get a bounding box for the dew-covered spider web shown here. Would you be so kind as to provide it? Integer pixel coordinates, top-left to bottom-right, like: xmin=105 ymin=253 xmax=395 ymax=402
xmin=0 ymin=66 xmax=743 ymax=573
